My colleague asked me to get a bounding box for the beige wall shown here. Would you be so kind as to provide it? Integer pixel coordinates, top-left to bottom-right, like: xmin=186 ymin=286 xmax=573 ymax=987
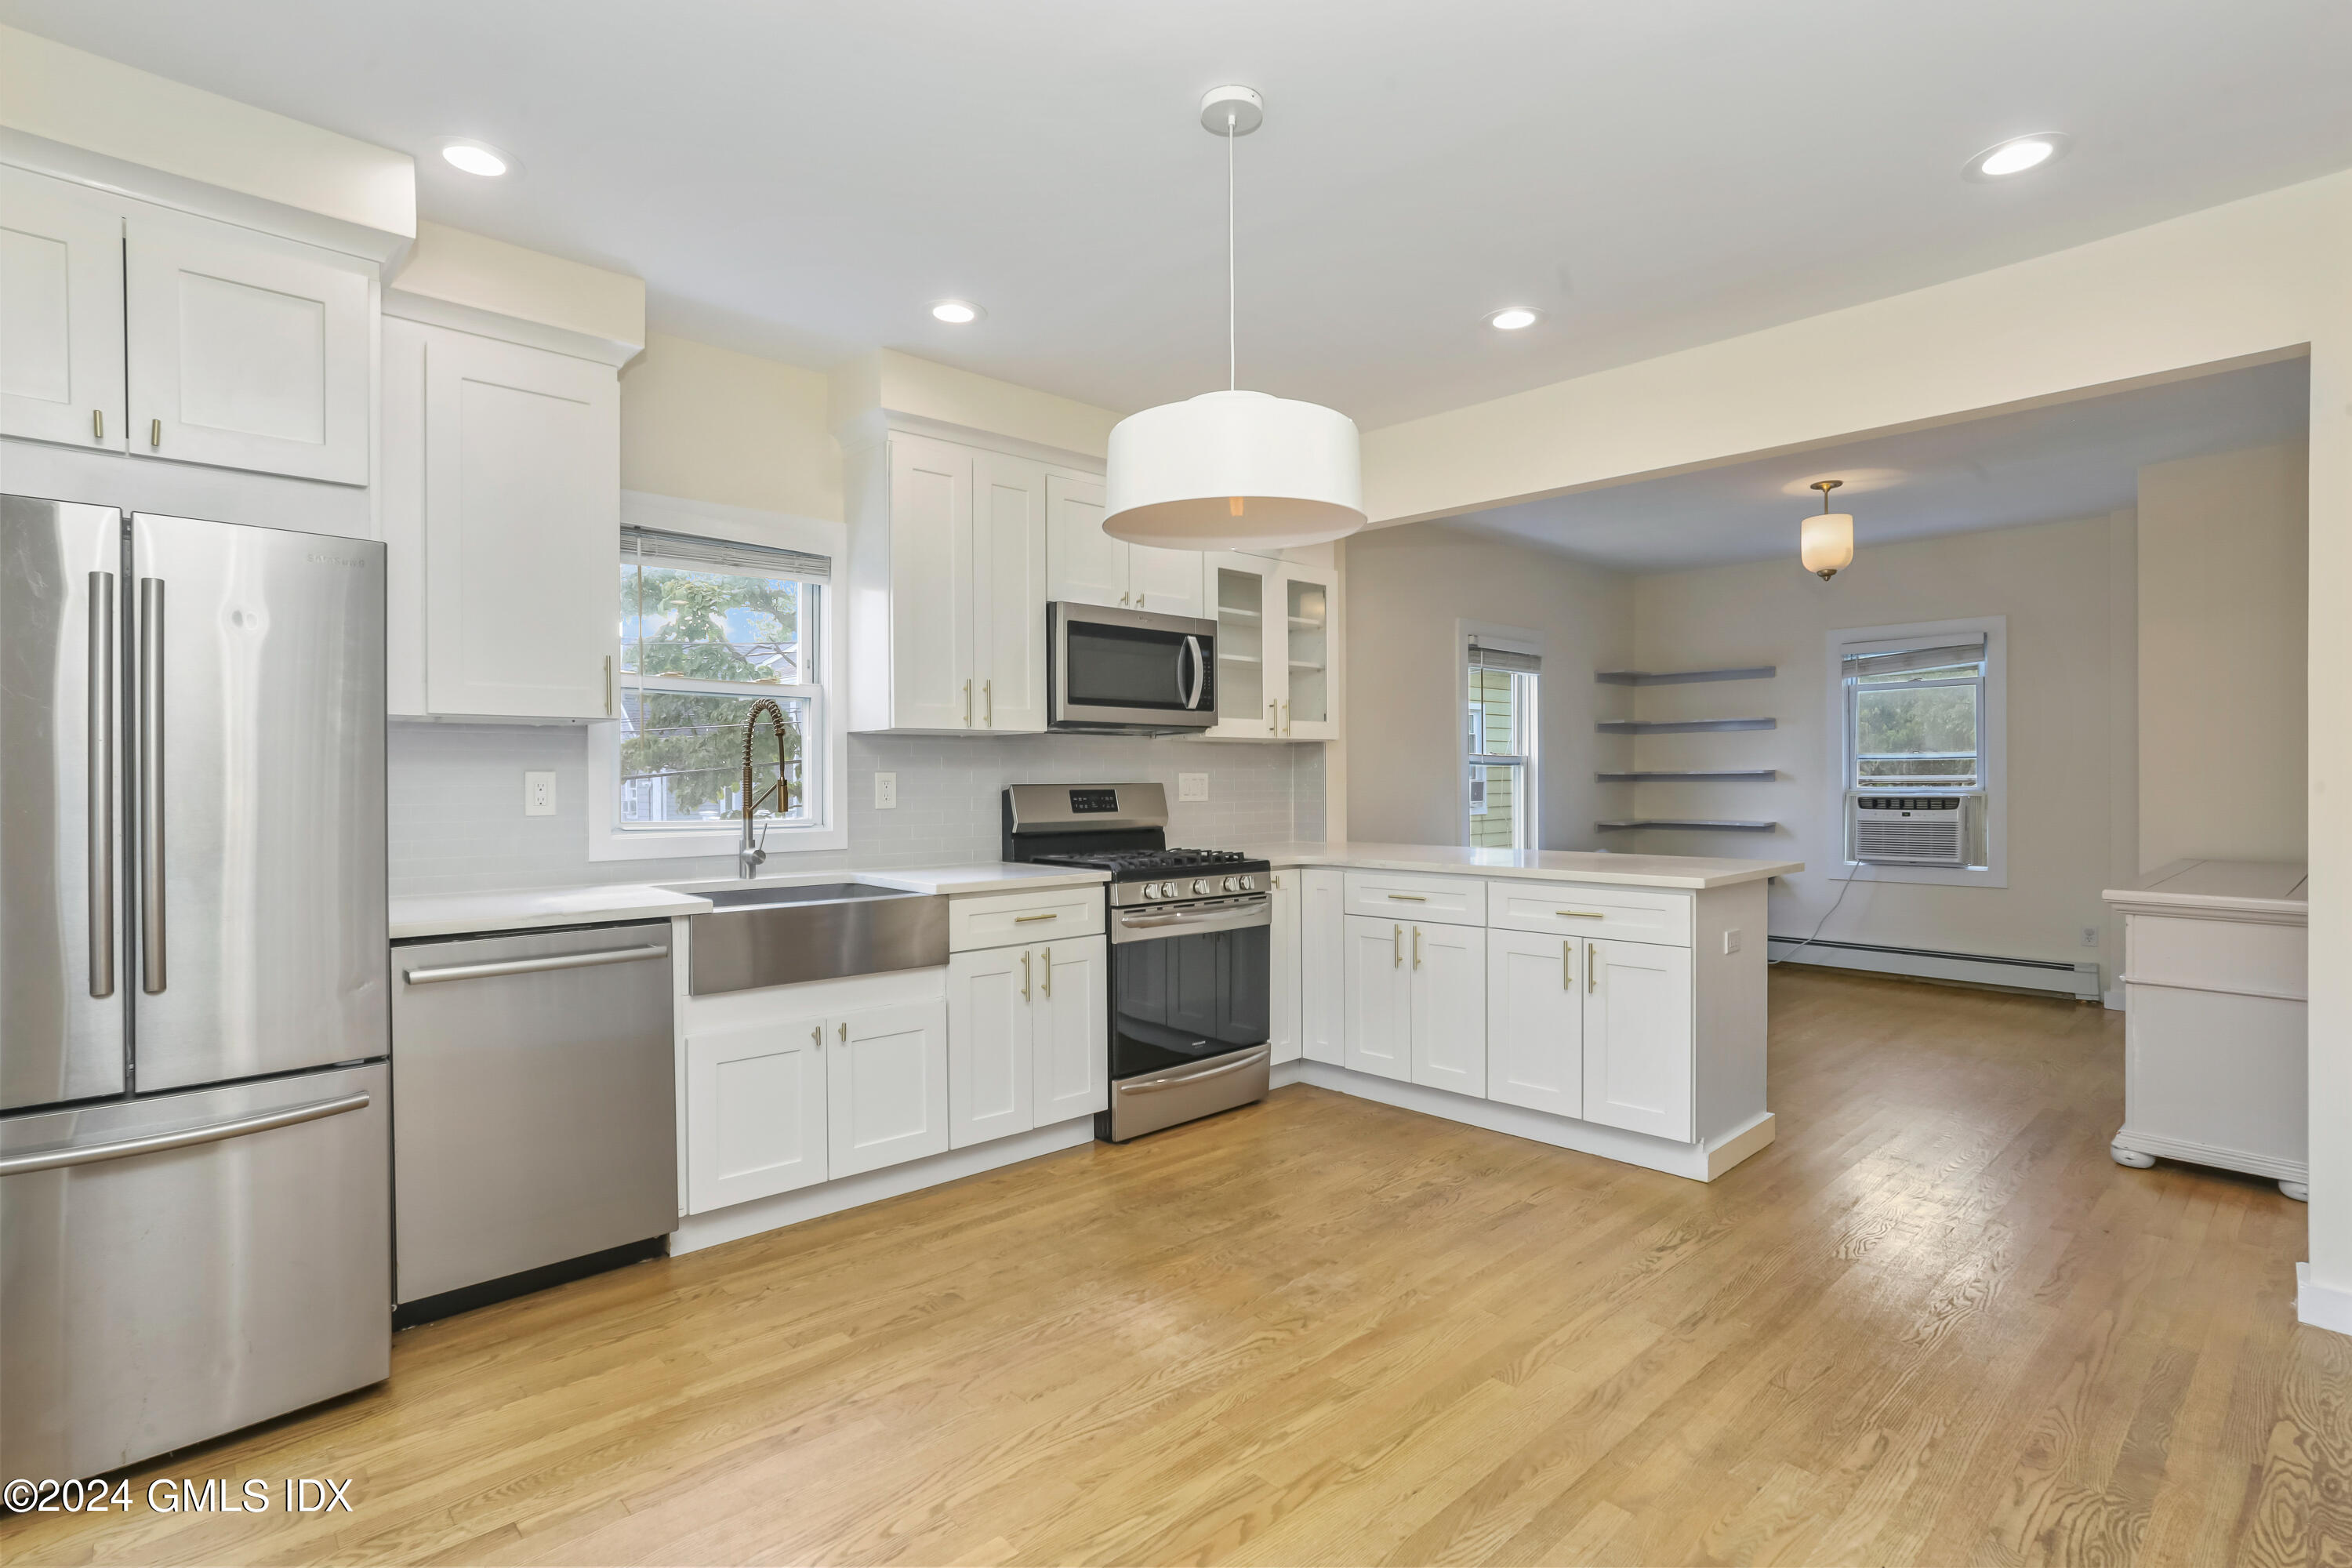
xmin=1342 ymin=524 xmax=1632 ymax=847
xmin=2137 ymin=441 xmax=2310 ymax=869
xmin=1628 ymin=514 xmax=2140 ymax=982
xmin=619 ymin=332 xmax=841 ymax=521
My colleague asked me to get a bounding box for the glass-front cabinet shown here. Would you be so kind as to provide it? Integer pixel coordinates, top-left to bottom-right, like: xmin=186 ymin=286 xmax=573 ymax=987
xmin=1201 ymin=551 xmax=1339 ymax=742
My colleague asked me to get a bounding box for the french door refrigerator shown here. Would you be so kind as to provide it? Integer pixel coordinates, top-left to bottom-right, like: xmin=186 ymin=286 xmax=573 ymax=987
xmin=1 ymin=495 xmax=390 ymax=1481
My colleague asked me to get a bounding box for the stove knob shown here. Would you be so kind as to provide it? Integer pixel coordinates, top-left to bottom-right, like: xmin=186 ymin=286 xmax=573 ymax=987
xmin=1192 ymin=878 xmax=1210 ymax=896
xmin=1222 ymin=876 xmax=1240 ymax=892
xmin=1239 ymin=875 xmax=1256 ymax=891
xmin=1145 ymin=882 xmax=1166 ymax=899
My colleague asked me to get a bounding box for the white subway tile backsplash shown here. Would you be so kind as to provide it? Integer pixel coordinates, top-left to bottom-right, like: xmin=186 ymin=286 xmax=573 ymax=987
xmin=387 ymin=724 xmax=1324 ymax=898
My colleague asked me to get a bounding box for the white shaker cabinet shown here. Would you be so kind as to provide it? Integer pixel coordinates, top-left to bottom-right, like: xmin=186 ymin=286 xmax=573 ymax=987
xmin=1487 ymin=931 xmax=1584 ymax=1118
xmin=125 ymin=206 xmax=372 ymax=485
xmin=1581 ymin=938 xmax=1694 ymax=1142
xmin=1298 ymin=869 xmax=1346 ymax=1064
xmin=948 ymin=936 xmax=1108 ymax=1149
xmin=382 ymin=317 xmax=620 ymax=721
xmin=1044 ymin=472 xmax=1203 ymax=617
xmin=1342 ymin=916 xmax=1414 ymax=1081
xmin=1201 ymin=553 xmax=1339 ymax=741
xmin=0 ymin=165 xmax=125 ymax=451
xmin=1268 ymin=873 xmax=1302 ymax=1064
xmin=850 ymin=433 xmax=1048 ymax=734
xmin=685 ymin=1016 xmax=830 ymax=1213
xmin=827 ymin=1000 xmax=952 ymax=1178
xmin=1408 ymin=921 xmax=1487 ymax=1097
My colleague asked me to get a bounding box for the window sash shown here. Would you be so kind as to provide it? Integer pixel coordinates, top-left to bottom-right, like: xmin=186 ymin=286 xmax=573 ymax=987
xmin=1847 ymin=673 xmax=1984 ymax=789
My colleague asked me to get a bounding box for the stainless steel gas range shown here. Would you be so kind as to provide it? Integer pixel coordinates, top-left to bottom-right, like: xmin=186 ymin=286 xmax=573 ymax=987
xmin=1002 ymin=784 xmax=1272 ymax=1142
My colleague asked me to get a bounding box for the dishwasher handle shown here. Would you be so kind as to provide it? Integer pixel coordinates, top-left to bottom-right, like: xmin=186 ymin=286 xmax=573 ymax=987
xmin=402 ymin=944 xmax=668 ymax=985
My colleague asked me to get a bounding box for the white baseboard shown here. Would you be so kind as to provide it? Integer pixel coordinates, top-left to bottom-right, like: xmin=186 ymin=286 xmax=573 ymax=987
xmin=670 ymin=1116 xmax=1097 ymax=1256
xmin=1276 ymin=1057 xmax=1772 ymax=1182
xmin=2298 ymin=1262 xmax=2352 ymax=1337
xmin=1769 ymin=935 xmax=2101 ymax=1000
xmin=2103 ymin=985 xmax=2125 ymax=1011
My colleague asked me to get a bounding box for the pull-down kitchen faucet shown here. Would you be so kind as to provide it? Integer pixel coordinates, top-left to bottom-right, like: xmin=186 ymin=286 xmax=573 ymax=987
xmin=739 ymin=699 xmax=791 ymax=878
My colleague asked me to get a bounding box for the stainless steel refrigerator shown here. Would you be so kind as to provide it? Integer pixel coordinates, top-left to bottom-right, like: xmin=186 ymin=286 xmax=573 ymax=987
xmin=1 ymin=495 xmax=390 ymax=1481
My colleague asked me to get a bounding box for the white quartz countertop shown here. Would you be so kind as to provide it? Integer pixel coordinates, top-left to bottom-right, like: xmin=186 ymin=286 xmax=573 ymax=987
xmin=1240 ymin=841 xmax=1802 ymax=890
xmin=2103 ymin=858 xmax=2308 ymax=920
xmin=390 ymin=863 xmax=1108 ymax=941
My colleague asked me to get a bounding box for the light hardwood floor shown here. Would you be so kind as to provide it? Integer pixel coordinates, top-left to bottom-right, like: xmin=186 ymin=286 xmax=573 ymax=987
xmin=6 ymin=968 xmax=2346 ymax=1566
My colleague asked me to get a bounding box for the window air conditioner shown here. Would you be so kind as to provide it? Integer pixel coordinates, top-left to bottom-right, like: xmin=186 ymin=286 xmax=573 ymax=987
xmin=1849 ymin=793 xmax=1974 ymax=867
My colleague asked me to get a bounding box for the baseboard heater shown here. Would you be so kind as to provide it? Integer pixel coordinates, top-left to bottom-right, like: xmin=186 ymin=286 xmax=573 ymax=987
xmin=1766 ymin=936 xmax=2101 ymax=1001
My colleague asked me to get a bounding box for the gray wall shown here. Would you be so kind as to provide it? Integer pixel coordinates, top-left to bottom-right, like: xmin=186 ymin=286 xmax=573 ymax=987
xmin=389 ymin=725 xmax=1323 ymax=898
xmin=1341 ymin=522 xmax=1633 ymax=848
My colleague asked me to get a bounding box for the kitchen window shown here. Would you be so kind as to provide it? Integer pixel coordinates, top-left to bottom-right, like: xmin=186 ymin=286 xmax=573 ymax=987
xmin=590 ymin=498 xmax=848 ymax=859
xmin=1466 ymin=637 xmax=1540 ymax=850
xmin=1825 ymin=615 xmax=2008 ymax=887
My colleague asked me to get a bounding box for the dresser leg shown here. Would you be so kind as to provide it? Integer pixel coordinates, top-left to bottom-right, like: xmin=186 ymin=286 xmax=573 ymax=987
xmin=2110 ymin=1142 xmax=2156 ymax=1169
xmin=2279 ymin=1179 xmax=2310 ymax=1202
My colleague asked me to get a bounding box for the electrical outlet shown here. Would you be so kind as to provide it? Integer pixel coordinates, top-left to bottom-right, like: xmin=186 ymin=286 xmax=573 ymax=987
xmin=873 ymin=772 xmax=898 ymax=809
xmin=523 ymin=771 xmax=556 ymax=816
xmin=2082 ymin=925 xmax=2100 ymax=948
xmin=1723 ymin=927 xmax=1742 ymax=955
xmin=1178 ymin=771 xmax=1210 ymax=803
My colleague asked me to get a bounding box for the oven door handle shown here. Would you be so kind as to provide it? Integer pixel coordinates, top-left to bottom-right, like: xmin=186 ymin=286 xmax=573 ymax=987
xmin=1116 ymin=1048 xmax=1270 ymax=1095
xmin=1118 ymin=899 xmax=1269 ymax=929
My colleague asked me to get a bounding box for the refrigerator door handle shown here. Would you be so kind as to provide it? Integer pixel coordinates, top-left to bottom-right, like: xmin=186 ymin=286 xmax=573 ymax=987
xmin=138 ymin=576 xmax=165 ymax=994
xmin=0 ymin=1092 xmax=370 ymax=1178
xmin=89 ymin=571 xmax=115 ymax=998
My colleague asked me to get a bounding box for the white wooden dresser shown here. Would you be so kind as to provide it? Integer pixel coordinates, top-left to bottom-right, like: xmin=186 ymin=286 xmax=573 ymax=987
xmin=2103 ymin=859 xmax=2307 ymax=1200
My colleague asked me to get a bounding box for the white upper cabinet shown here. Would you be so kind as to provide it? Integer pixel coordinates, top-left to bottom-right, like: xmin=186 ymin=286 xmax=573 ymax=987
xmin=0 ymin=166 xmax=125 ymax=451
xmin=124 ymin=207 xmax=372 ymax=485
xmin=1044 ymin=472 xmax=1203 ymax=618
xmin=382 ymin=319 xmax=619 ymax=721
xmin=1582 ymin=938 xmax=1695 ymax=1142
xmin=1202 ymin=552 xmax=1340 ymax=740
xmin=851 ymin=432 xmax=1047 ymax=734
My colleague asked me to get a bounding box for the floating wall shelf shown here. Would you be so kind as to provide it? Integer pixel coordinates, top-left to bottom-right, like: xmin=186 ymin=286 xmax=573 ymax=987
xmin=1596 ymin=818 xmax=1778 ymax=833
xmin=1596 ymin=768 xmax=1778 ymax=783
xmin=1596 ymin=717 xmax=1775 ymax=735
xmin=1595 ymin=666 xmax=1776 ymax=686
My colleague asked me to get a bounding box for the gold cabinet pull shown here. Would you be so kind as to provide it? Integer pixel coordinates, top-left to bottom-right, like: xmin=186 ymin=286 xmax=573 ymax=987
xmin=1386 ymin=892 xmax=1427 ymax=902
xmin=93 ymin=408 xmax=104 ymax=441
xmin=150 ymin=418 xmax=161 ymax=448
xmin=604 ymin=655 xmax=613 ymax=715
xmin=1412 ymin=926 xmax=1422 ymax=969
xmin=1589 ymin=949 xmax=1600 ymax=995
xmin=838 ymin=1022 xmax=848 ymax=1044
xmin=983 ymin=678 xmax=993 ymax=726
xmin=1557 ymin=909 xmax=1606 ymax=920
xmin=1014 ymin=912 xmax=1058 ymax=924
xmin=1120 ymin=592 xmax=1129 ymax=605
xmin=1563 ymin=940 xmax=1573 ymax=989
xmin=1136 ymin=593 xmax=1145 ymax=608
xmin=964 ymin=678 xmax=973 ymax=726
xmin=1392 ymin=924 xmax=1402 ymax=967
xmin=1022 ymin=949 xmax=1032 ymax=1001
xmin=812 ymin=1024 xmax=823 ymax=1051
xmin=1041 ymin=946 xmax=1052 ymax=998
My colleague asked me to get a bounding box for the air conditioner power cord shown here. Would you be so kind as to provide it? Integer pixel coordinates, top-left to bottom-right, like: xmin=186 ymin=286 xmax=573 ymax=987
xmin=1768 ymin=863 xmax=1873 ymax=967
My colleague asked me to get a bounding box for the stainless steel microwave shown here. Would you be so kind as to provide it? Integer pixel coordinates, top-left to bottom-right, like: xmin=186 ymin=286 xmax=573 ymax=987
xmin=1047 ymin=602 xmax=1217 ymax=732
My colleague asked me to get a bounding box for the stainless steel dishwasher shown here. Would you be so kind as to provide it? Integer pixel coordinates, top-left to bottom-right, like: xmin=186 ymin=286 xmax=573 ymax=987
xmin=390 ymin=920 xmax=677 ymax=1325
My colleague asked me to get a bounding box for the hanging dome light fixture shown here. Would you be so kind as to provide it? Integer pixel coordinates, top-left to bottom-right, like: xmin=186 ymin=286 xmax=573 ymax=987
xmin=1801 ymin=479 xmax=1856 ymax=580
xmin=1103 ymin=86 xmax=1366 ymax=552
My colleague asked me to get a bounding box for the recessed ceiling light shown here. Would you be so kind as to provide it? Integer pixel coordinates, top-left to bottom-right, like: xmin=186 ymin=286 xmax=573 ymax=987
xmin=1486 ymin=306 xmax=1543 ymax=331
xmin=1963 ymin=132 xmax=2072 ymax=181
xmin=931 ymin=299 xmax=984 ymax=325
xmin=438 ymin=140 xmax=513 ymax=178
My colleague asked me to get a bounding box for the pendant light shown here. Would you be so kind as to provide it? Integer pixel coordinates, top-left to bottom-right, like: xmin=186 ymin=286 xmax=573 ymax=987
xmin=1801 ymin=479 xmax=1855 ymax=580
xmin=1103 ymin=86 xmax=1365 ymax=552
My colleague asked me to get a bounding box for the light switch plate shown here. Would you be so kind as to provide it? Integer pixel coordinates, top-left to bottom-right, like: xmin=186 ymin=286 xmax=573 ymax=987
xmin=1178 ymin=771 xmax=1210 ymax=803
xmin=1723 ymin=927 xmax=1741 ymax=954
xmin=524 ymin=771 xmax=556 ymax=816
xmin=874 ymin=772 xmax=898 ymax=809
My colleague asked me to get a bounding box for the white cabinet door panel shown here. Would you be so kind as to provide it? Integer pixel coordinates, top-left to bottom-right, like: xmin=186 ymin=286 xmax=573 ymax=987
xmin=1044 ymin=472 xmax=1123 ymax=608
xmin=973 ymin=450 xmax=1047 ymax=732
xmin=1488 ymin=931 xmax=1583 ymax=1118
xmin=948 ymin=946 xmax=1033 ymax=1149
xmin=1408 ymin=923 xmax=1486 ymax=1097
xmin=827 ymin=1000 xmax=951 ymax=1178
xmin=887 ymin=434 xmax=976 ymax=730
xmin=1583 ymin=939 xmax=1694 ymax=1142
xmin=1342 ymin=915 xmax=1412 ymax=1081
xmin=1269 ymin=873 xmax=1301 ymax=1064
xmin=1276 ymin=563 xmax=1337 ymax=739
xmin=686 ymin=1018 xmax=829 ymax=1213
xmin=0 ymin=166 xmax=125 ymax=450
xmin=421 ymin=329 xmax=618 ymax=719
xmin=1300 ymin=869 xmax=1346 ymax=1064
xmin=1127 ymin=544 xmax=1203 ymax=617
xmin=1033 ymin=937 xmax=1109 ymax=1121
xmin=124 ymin=208 xmax=371 ymax=484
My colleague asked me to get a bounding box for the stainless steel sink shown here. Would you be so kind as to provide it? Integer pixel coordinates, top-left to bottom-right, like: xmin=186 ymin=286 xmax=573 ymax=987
xmin=687 ymin=883 xmax=947 ymax=994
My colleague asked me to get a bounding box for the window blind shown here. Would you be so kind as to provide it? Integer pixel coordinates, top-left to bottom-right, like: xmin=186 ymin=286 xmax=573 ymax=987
xmin=1840 ymin=633 xmax=1984 ymax=681
xmin=622 ymin=524 xmax=830 ymax=583
xmin=1468 ymin=639 xmax=1541 ymax=674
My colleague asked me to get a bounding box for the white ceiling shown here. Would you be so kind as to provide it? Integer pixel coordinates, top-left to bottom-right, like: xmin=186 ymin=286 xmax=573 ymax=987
xmin=7 ymin=3 xmax=2349 ymax=428
xmin=1439 ymin=357 xmax=2312 ymax=573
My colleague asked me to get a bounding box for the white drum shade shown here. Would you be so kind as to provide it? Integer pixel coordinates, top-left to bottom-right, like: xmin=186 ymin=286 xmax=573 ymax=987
xmin=1104 ymin=390 xmax=1365 ymax=550
xmin=1800 ymin=511 xmax=1854 ymax=579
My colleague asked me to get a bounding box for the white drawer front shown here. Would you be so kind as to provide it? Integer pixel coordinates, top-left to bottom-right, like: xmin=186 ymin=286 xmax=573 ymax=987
xmin=1342 ymin=870 xmax=1487 ymax=927
xmin=2126 ymin=913 xmax=2305 ymax=1000
xmin=950 ymin=886 xmax=1105 ymax=951
xmin=1486 ymin=881 xmax=1691 ymax=947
